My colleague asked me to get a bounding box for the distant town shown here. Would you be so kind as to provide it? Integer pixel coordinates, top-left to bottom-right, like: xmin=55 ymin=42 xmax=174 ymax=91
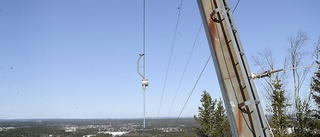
xmin=0 ymin=118 xmax=198 ymax=137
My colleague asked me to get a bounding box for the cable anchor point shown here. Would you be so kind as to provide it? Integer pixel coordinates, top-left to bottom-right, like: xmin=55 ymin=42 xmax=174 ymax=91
xmin=251 ymin=69 xmax=284 ymax=80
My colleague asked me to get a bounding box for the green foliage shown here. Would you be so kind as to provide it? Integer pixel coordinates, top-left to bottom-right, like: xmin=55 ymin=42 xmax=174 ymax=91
xmin=294 ymin=100 xmax=315 ymax=135
xmin=311 ymin=67 xmax=320 ymax=117
xmin=194 ymin=91 xmax=215 ymax=136
xmin=194 ymin=90 xmax=231 ymax=137
xmin=291 ymin=64 xmax=320 ymax=136
xmin=270 ymin=76 xmax=291 ymax=136
xmin=307 ymin=66 xmax=320 ymax=135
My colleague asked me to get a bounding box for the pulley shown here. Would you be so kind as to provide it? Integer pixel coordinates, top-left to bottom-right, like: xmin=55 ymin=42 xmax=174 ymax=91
xmin=142 ymin=78 xmax=149 ymax=90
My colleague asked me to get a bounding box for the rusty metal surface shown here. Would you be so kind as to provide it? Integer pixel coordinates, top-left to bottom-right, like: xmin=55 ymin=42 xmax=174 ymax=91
xmin=197 ymin=0 xmax=272 ymax=136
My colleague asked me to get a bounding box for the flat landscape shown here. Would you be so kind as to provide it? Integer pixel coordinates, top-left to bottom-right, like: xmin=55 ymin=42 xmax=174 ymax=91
xmin=0 ymin=118 xmax=199 ymax=137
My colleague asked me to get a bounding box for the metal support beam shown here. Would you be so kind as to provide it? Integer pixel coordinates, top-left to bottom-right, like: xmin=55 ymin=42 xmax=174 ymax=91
xmin=197 ymin=0 xmax=272 ymax=136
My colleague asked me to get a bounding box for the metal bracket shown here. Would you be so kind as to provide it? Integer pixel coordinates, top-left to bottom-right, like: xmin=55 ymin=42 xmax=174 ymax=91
xmin=252 ymin=69 xmax=284 ymax=80
xmin=210 ymin=8 xmax=222 ymax=22
xmin=137 ymin=54 xmax=149 ymax=90
xmin=238 ymin=100 xmax=260 ymax=108
xmin=238 ymin=100 xmax=251 ymax=108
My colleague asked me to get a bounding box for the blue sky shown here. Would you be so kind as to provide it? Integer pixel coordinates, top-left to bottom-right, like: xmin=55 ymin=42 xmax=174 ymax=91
xmin=0 ymin=0 xmax=319 ymax=119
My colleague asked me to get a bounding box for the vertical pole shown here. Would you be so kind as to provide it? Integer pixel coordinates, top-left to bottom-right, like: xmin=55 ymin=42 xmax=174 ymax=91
xmin=143 ymin=89 xmax=146 ymax=129
xmin=142 ymin=0 xmax=146 ymax=129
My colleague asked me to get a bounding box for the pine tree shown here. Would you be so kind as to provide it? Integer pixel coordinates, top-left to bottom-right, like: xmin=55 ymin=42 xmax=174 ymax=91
xmin=194 ymin=90 xmax=215 ymax=137
xmin=311 ymin=66 xmax=320 ymax=118
xmin=194 ymin=90 xmax=231 ymax=137
xmin=310 ymin=64 xmax=320 ymax=135
xmin=213 ymin=98 xmax=232 ymax=137
xmin=270 ymin=76 xmax=291 ymax=137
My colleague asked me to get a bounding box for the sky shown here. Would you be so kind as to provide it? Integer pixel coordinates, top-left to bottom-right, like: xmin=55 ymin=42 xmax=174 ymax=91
xmin=0 ymin=0 xmax=319 ymax=119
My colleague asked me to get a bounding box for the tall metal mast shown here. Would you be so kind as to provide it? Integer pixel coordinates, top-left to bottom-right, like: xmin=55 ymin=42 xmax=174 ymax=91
xmin=137 ymin=0 xmax=148 ymax=129
xmin=197 ymin=0 xmax=272 ymax=136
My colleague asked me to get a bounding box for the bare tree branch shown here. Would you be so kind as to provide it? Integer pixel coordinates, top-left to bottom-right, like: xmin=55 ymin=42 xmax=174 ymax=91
xmin=251 ymin=48 xmax=288 ymax=112
xmin=287 ymin=30 xmax=310 ymax=112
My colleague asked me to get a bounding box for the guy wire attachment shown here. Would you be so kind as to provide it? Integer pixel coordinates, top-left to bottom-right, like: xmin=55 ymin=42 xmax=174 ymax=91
xmin=137 ymin=54 xmax=149 ymax=90
xmin=251 ymin=69 xmax=283 ymax=79
xmin=251 ymin=61 xmax=320 ymax=80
